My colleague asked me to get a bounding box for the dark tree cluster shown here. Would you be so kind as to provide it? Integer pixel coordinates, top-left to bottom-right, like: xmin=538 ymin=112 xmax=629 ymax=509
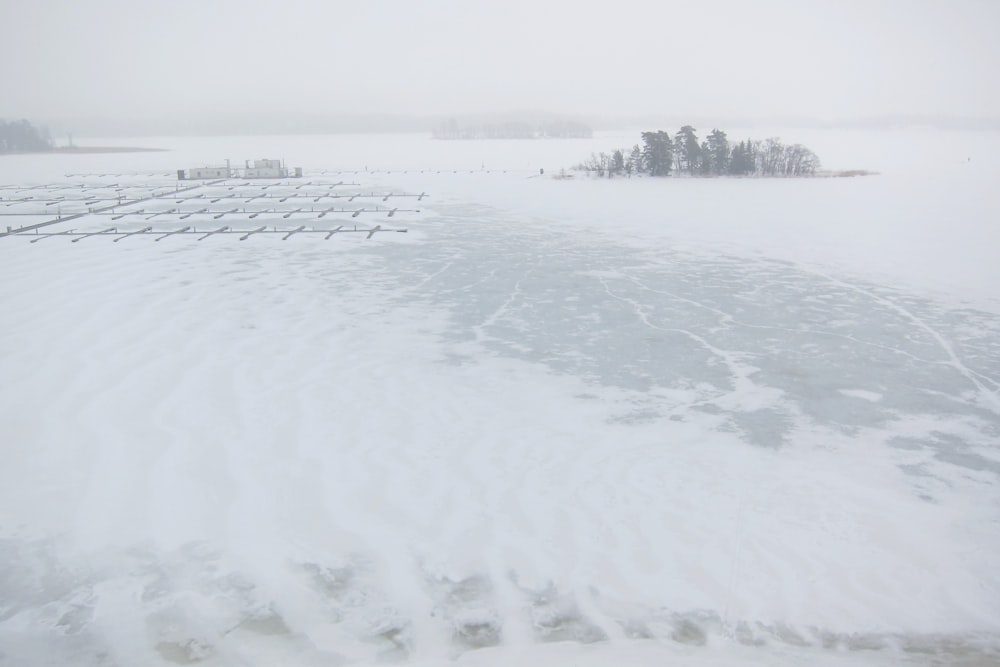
xmin=537 ymin=120 xmax=593 ymax=139
xmin=576 ymin=126 xmax=820 ymax=178
xmin=0 ymin=119 xmax=53 ymax=153
xmin=434 ymin=118 xmax=593 ymax=139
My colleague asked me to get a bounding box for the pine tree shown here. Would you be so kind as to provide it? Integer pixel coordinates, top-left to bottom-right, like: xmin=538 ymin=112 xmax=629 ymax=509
xmin=612 ymin=149 xmax=625 ymax=175
xmin=698 ymin=141 xmax=713 ymax=175
xmin=628 ymin=144 xmax=644 ymax=174
xmin=641 ymin=131 xmax=673 ymax=176
xmin=706 ymin=129 xmax=730 ymax=175
xmin=674 ymin=126 xmax=701 ymax=175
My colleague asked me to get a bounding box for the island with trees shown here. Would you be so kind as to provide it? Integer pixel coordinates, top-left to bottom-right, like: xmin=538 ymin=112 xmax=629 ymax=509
xmin=572 ymin=126 xmax=871 ymax=178
xmin=0 ymin=119 xmax=53 ymax=153
xmin=1 ymin=118 xmax=164 ymax=154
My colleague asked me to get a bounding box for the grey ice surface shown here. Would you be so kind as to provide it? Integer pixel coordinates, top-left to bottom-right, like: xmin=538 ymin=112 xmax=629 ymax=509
xmin=3 ymin=197 xmax=999 ymax=666
xmin=367 ymin=202 xmax=1000 ymax=473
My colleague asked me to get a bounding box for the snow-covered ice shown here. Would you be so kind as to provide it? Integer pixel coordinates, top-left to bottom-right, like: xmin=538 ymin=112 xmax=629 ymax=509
xmin=1 ymin=129 xmax=998 ymax=666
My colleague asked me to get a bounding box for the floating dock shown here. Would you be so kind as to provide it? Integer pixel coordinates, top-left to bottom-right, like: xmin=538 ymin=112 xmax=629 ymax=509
xmin=0 ymin=174 xmax=427 ymax=243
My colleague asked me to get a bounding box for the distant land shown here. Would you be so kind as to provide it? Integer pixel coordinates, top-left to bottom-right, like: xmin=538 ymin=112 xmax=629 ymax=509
xmin=433 ymin=117 xmax=593 ymax=140
xmin=1 ymin=119 xmax=165 ymax=154
xmin=0 ymin=145 xmax=168 ymax=156
xmin=51 ymin=145 xmax=166 ymax=154
xmin=574 ymin=113 xmax=1000 ymax=133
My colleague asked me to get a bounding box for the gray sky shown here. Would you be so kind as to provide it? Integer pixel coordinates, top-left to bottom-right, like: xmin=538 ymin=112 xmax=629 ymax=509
xmin=2 ymin=0 xmax=998 ymax=130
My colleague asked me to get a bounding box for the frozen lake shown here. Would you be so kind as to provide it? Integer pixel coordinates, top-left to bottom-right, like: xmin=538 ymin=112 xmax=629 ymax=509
xmin=1 ymin=130 xmax=999 ymax=666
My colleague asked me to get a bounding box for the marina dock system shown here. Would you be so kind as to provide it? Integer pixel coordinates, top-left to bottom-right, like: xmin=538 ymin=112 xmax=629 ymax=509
xmin=0 ymin=174 xmax=425 ymax=243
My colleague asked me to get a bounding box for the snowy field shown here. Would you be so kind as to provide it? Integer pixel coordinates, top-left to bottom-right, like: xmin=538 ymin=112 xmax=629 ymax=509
xmin=1 ymin=129 xmax=999 ymax=666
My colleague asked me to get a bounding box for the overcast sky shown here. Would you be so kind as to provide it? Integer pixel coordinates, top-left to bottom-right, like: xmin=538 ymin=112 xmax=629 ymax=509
xmin=2 ymin=0 xmax=998 ymax=130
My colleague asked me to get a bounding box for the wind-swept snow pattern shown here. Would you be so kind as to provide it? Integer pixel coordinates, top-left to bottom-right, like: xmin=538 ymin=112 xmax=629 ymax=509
xmin=1 ymin=132 xmax=999 ymax=666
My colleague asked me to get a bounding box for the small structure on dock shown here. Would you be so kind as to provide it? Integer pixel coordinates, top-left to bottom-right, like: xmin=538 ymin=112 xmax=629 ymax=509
xmin=180 ymin=165 xmax=233 ymax=180
xmin=245 ymin=159 xmax=287 ymax=178
xmin=178 ymin=159 xmax=302 ymax=180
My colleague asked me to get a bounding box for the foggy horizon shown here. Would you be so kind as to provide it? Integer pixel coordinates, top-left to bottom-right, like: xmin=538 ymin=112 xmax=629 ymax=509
xmin=11 ymin=109 xmax=1000 ymax=141
xmin=3 ymin=0 xmax=999 ymax=137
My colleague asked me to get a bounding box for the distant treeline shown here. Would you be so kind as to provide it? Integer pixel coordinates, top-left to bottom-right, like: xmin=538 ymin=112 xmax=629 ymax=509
xmin=434 ymin=118 xmax=593 ymax=140
xmin=0 ymin=119 xmax=53 ymax=153
xmin=577 ymin=126 xmax=821 ymax=177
